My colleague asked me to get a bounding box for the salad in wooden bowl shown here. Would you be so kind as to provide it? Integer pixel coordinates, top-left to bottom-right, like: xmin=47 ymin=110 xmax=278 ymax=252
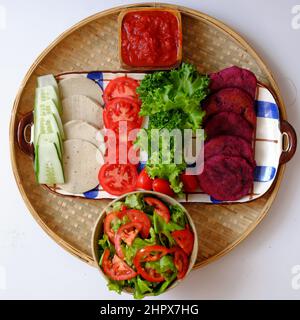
xmin=92 ymin=191 xmax=198 ymax=299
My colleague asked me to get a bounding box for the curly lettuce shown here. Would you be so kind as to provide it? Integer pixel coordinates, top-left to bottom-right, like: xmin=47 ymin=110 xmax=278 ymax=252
xmin=137 ymin=63 xmax=209 ymax=130
xmin=135 ymin=63 xmax=209 ymax=194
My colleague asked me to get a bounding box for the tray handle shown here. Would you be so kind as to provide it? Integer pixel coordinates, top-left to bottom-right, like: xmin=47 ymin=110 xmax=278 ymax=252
xmin=17 ymin=111 xmax=34 ymax=158
xmin=279 ymin=120 xmax=297 ymax=165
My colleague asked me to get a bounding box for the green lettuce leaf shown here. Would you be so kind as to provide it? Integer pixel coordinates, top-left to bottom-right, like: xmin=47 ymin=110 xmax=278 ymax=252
xmin=124 ymin=228 xmax=157 ymax=266
xmin=110 ymin=215 xmax=130 ymax=233
xmin=107 ymin=280 xmax=125 ymax=295
xmin=170 ymin=205 xmax=187 ymax=228
xmin=153 ymin=212 xmax=183 ymax=247
xmin=132 ymin=276 xmax=154 ymax=299
xmin=125 ymin=193 xmax=145 ymax=210
xmin=154 ymin=273 xmax=177 ymax=296
xmin=135 ymin=63 xmax=209 ymax=195
xmin=98 ymin=234 xmax=114 ymax=254
xmin=146 ymin=156 xmax=186 ymax=195
xmin=145 ymin=255 xmax=177 ymax=281
xmin=137 ymin=63 xmax=209 ymax=130
xmin=110 ymin=201 xmax=124 ymax=212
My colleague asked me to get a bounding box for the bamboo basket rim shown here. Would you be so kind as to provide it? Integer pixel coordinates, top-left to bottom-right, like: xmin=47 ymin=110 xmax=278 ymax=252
xmin=9 ymin=2 xmax=286 ymax=268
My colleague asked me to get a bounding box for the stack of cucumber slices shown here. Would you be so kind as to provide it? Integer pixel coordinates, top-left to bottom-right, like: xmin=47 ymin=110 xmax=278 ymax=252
xmin=34 ymin=75 xmax=65 ymax=185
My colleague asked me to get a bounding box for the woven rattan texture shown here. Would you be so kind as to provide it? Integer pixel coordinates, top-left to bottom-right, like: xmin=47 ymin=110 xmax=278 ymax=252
xmin=11 ymin=5 xmax=284 ymax=267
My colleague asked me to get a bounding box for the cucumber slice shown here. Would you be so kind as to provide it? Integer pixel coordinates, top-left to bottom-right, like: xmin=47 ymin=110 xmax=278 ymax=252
xmin=37 ymin=141 xmax=64 ymax=185
xmin=34 ymin=144 xmax=39 ymax=180
xmin=35 ymin=86 xmax=62 ymax=114
xmin=34 ymin=99 xmax=64 ymax=140
xmin=38 ymin=132 xmax=63 ymax=160
xmin=34 ymin=113 xmax=63 ymax=155
xmin=37 ymin=74 xmax=58 ymax=93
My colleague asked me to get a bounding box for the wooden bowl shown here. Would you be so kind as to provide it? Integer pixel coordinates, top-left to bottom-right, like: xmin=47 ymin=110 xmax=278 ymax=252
xmin=10 ymin=3 xmax=296 ymax=269
xmin=118 ymin=7 xmax=182 ymax=70
xmin=91 ymin=191 xmax=198 ymax=297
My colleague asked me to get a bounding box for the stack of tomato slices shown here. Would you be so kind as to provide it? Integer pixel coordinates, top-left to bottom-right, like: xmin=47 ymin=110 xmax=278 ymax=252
xmin=99 ymin=77 xmax=143 ymax=196
xmin=100 ymin=196 xmax=194 ymax=283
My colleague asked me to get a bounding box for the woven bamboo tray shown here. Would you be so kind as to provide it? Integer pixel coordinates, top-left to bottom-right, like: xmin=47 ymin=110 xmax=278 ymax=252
xmin=10 ymin=3 xmax=296 ymax=269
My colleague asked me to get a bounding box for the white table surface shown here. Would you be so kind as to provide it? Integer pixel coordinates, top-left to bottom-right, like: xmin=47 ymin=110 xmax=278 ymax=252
xmin=1 ymin=0 xmax=300 ymax=300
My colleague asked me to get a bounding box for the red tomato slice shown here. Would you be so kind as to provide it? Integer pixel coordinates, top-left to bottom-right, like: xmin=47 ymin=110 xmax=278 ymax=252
xmin=144 ymin=197 xmax=171 ymax=223
xmin=103 ymin=97 xmax=143 ymax=132
xmin=120 ymin=205 xmax=127 ymax=212
xmin=172 ymin=226 xmax=194 ymax=255
xmin=152 ymin=178 xmax=175 ymax=197
xmin=102 ymin=249 xmax=137 ymax=280
xmin=115 ymin=221 xmax=143 ymax=259
xmin=170 ymin=247 xmax=189 ymax=279
xmin=145 ymin=268 xmax=165 ymax=282
xmin=181 ymin=173 xmax=198 ymax=193
xmin=136 ymin=168 xmax=153 ymax=191
xmin=104 ymin=211 xmax=124 ymax=244
xmin=99 ymin=163 xmax=138 ymax=196
xmin=133 ymin=246 xmax=169 ymax=282
xmin=105 ymin=138 xmax=140 ymax=165
xmin=103 ymin=77 xmax=140 ymax=103
xmin=120 ymin=209 xmax=151 ymax=239
xmin=138 ymin=245 xmax=170 ymax=262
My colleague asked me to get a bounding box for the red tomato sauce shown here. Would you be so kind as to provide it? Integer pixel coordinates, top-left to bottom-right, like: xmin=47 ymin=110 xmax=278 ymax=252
xmin=121 ymin=10 xmax=181 ymax=67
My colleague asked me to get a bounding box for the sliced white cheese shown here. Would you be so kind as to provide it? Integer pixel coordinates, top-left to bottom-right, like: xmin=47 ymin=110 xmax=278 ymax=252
xmin=58 ymin=139 xmax=104 ymax=194
xmin=62 ymin=95 xmax=103 ymax=129
xmin=59 ymin=77 xmax=104 ymax=105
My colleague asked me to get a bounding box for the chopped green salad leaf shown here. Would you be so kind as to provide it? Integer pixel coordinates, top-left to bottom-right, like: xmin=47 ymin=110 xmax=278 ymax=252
xmin=170 ymin=205 xmax=187 ymax=228
xmin=125 ymin=193 xmax=145 ymax=210
xmin=107 ymin=280 xmax=124 ymax=295
xmin=110 ymin=201 xmax=124 ymax=212
xmin=98 ymin=234 xmax=115 ymax=265
xmin=124 ymin=228 xmax=157 ymax=266
xmin=153 ymin=212 xmax=184 ymax=247
xmin=111 ymin=215 xmax=130 ymax=232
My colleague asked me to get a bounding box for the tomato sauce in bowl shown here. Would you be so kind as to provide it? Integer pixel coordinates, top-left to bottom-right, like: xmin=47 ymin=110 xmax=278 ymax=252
xmin=120 ymin=10 xmax=182 ymax=68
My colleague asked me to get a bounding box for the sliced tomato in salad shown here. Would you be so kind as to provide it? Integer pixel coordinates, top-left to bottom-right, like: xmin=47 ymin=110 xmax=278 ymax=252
xmin=103 ymin=77 xmax=140 ymax=103
xmin=115 ymin=221 xmax=143 ymax=259
xmin=144 ymin=268 xmax=165 ymax=283
xmin=120 ymin=204 xmax=127 ymax=212
xmin=139 ymin=245 xmax=170 ymax=262
xmin=172 ymin=226 xmax=194 ymax=255
xmin=104 ymin=211 xmax=122 ymax=244
xmin=144 ymin=197 xmax=171 ymax=223
xmin=120 ymin=209 xmax=151 ymax=239
xmin=102 ymin=249 xmax=137 ymax=280
xmin=99 ymin=163 xmax=138 ymax=196
xmin=103 ymin=97 xmax=143 ymax=132
xmin=133 ymin=245 xmax=169 ymax=282
xmin=169 ymin=246 xmax=189 ymax=279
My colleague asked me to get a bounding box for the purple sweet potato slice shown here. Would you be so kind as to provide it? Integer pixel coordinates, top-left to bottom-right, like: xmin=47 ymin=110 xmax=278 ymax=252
xmin=205 ymin=111 xmax=253 ymax=142
xmin=203 ymin=88 xmax=256 ymax=127
xmin=204 ymin=135 xmax=256 ymax=167
xmin=198 ymin=155 xmax=254 ymax=201
xmin=210 ymin=66 xmax=257 ymax=99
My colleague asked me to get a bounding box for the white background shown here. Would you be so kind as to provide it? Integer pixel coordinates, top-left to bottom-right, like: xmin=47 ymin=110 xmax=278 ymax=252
xmin=1 ymin=0 xmax=300 ymax=300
